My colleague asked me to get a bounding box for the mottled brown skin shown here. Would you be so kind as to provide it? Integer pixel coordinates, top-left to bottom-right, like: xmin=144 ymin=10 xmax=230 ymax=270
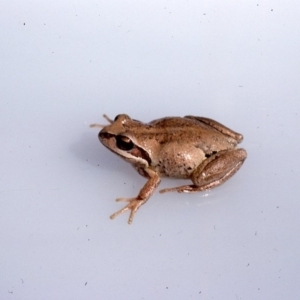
xmin=93 ymin=114 xmax=247 ymax=224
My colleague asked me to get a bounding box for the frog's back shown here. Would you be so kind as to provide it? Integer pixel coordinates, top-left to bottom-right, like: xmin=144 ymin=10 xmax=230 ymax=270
xmin=149 ymin=116 xmax=237 ymax=147
xmin=149 ymin=116 xmax=199 ymax=129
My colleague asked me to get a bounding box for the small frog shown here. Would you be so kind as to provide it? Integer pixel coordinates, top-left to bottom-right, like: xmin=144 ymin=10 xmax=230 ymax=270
xmin=91 ymin=114 xmax=247 ymax=224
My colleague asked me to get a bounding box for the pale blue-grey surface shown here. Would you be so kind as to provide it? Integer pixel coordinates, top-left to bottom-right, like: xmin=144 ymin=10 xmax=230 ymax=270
xmin=1 ymin=1 xmax=300 ymax=299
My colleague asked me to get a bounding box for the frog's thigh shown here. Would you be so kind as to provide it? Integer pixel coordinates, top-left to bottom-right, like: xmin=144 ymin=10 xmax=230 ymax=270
xmin=191 ymin=148 xmax=247 ymax=189
xmin=159 ymin=148 xmax=247 ymax=193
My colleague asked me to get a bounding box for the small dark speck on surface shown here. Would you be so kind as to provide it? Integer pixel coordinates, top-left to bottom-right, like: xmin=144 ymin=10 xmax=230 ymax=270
xmin=23 ymin=23 xmax=25 ymax=25
xmin=85 ymin=282 xmax=87 ymax=286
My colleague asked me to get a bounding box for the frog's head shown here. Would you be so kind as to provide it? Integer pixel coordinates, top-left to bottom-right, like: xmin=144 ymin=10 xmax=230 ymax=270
xmin=95 ymin=114 xmax=151 ymax=167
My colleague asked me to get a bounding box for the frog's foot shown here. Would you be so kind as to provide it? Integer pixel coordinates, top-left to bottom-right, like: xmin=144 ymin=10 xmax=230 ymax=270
xmin=90 ymin=124 xmax=105 ymax=128
xmin=102 ymin=114 xmax=114 ymax=124
xmin=159 ymin=185 xmax=208 ymax=194
xmin=90 ymin=114 xmax=114 ymax=128
xmin=110 ymin=197 xmax=146 ymax=224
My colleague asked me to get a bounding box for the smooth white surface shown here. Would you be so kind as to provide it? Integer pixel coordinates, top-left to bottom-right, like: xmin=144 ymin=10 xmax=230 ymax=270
xmin=1 ymin=1 xmax=300 ymax=299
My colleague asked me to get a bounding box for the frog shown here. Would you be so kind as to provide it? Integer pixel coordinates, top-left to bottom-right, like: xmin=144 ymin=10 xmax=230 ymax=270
xmin=91 ymin=114 xmax=247 ymax=224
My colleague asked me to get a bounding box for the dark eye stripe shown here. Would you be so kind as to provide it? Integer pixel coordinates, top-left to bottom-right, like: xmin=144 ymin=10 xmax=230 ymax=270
xmin=99 ymin=132 xmax=114 ymax=139
xmin=100 ymin=132 xmax=151 ymax=165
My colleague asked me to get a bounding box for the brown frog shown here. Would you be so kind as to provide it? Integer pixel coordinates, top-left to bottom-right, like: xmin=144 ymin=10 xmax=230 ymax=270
xmin=91 ymin=114 xmax=247 ymax=224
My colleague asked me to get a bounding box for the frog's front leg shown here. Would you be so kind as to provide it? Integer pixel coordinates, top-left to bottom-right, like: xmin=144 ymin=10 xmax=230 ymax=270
xmin=110 ymin=168 xmax=161 ymax=224
xmin=159 ymin=148 xmax=247 ymax=193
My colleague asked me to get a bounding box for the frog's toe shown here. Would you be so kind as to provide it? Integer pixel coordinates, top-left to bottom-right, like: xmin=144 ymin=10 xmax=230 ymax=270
xmin=110 ymin=198 xmax=145 ymax=224
xmin=115 ymin=197 xmax=131 ymax=202
xmin=160 ymin=185 xmax=201 ymax=193
xmin=174 ymin=186 xmax=197 ymax=193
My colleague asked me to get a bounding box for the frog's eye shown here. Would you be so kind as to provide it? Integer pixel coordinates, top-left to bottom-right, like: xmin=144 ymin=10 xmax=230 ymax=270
xmin=116 ymin=135 xmax=134 ymax=151
xmin=114 ymin=114 xmax=131 ymax=122
xmin=114 ymin=114 xmax=121 ymax=121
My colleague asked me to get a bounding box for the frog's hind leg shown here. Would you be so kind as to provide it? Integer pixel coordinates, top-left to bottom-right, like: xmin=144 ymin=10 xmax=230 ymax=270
xmin=185 ymin=116 xmax=244 ymax=143
xmin=159 ymin=148 xmax=247 ymax=194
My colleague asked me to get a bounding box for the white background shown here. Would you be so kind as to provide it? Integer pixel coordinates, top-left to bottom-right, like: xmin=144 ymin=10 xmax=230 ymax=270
xmin=1 ymin=1 xmax=300 ymax=299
